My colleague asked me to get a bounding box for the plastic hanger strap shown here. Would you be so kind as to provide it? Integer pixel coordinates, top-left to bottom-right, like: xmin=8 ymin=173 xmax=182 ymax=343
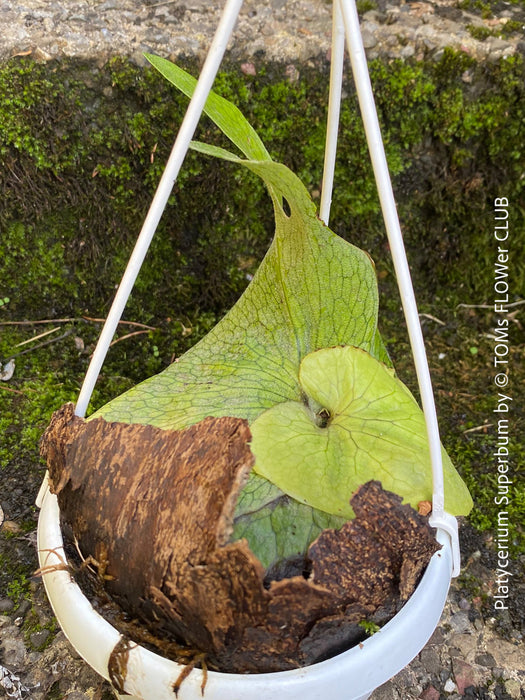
xmin=335 ymin=0 xmax=460 ymax=577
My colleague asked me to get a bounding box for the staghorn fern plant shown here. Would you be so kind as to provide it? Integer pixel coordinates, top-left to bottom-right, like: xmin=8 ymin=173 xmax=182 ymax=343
xmin=90 ymin=56 xmax=472 ymax=568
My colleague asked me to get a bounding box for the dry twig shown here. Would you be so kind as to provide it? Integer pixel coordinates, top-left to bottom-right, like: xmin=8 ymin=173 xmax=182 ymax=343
xmin=14 ymin=327 xmax=60 ymax=347
xmin=0 ymin=316 xmax=157 ymax=330
xmin=108 ymin=329 xmax=151 ymax=348
xmin=457 ymin=299 xmax=525 ymax=310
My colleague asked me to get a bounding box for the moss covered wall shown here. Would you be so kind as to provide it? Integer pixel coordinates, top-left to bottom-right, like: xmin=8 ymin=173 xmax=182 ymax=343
xmin=1 ymin=52 xmax=523 ymax=321
xmin=0 ymin=52 xmax=524 ymax=611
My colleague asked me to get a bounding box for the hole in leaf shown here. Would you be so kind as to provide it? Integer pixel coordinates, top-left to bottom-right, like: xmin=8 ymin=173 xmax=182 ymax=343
xmin=315 ymin=408 xmax=331 ymax=429
xmin=281 ymin=196 xmax=291 ymax=217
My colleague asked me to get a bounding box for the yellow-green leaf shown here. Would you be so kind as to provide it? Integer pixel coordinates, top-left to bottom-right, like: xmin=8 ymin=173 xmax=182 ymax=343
xmin=251 ymin=346 xmax=473 ymax=518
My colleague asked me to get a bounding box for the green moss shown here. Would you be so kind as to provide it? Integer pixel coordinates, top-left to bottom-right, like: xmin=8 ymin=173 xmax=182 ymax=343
xmin=466 ymin=19 xmax=525 ymax=41
xmin=467 ymin=24 xmax=496 ymax=41
xmin=6 ymin=573 xmax=30 ymax=605
xmin=357 ymin=0 xmax=378 ymax=13
xmin=0 ymin=549 xmax=32 ymax=609
xmin=359 ymin=619 xmax=381 ymax=636
xmin=501 ymin=19 xmax=525 ymax=36
xmin=1 ymin=51 xmax=523 ymax=315
xmin=22 ymin=607 xmax=57 ymax=650
xmin=458 ymin=0 xmax=494 ymax=19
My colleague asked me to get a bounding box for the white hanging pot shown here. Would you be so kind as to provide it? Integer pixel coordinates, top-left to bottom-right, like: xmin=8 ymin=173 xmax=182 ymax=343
xmin=37 ymin=482 xmax=453 ymax=700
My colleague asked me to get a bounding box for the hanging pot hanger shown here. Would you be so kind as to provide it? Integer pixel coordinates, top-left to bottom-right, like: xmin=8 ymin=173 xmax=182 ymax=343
xmin=71 ymin=0 xmax=460 ymax=575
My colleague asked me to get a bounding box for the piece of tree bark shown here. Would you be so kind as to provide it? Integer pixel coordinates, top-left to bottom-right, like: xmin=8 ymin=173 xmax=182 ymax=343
xmin=40 ymin=404 xmax=440 ymax=673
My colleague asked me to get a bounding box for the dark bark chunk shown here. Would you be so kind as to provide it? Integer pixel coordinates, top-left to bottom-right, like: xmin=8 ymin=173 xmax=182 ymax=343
xmin=298 ymin=602 xmax=374 ymax=665
xmin=350 ymin=480 xmax=441 ymax=600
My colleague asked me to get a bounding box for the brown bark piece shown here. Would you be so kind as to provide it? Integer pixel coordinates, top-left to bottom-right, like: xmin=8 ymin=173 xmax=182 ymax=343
xmin=351 ymin=480 xmax=440 ymax=600
xmin=309 ymin=519 xmax=396 ymax=606
xmin=152 ymin=541 xmax=270 ymax=660
xmin=40 ymin=406 xmax=440 ymax=674
xmin=227 ymin=577 xmax=336 ymax=673
xmin=41 ymin=403 xmax=265 ymax=658
xmin=310 ymin=481 xmax=439 ymax=605
xmin=298 ymin=602 xmax=375 ymax=665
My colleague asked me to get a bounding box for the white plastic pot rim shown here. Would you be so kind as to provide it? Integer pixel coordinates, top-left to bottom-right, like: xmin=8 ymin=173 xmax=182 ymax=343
xmin=37 ymin=483 xmax=453 ymax=700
